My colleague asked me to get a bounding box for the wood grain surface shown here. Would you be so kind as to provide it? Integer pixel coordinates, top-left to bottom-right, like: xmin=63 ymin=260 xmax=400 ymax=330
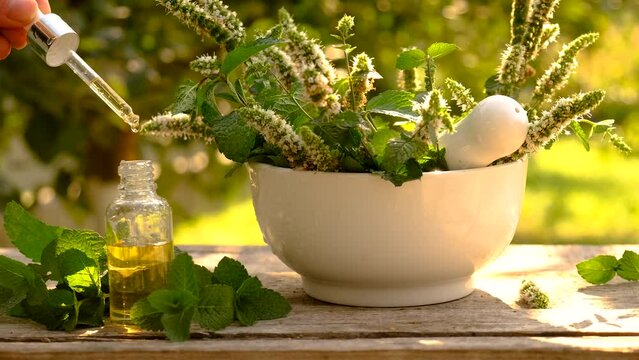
xmin=0 ymin=245 xmax=638 ymax=359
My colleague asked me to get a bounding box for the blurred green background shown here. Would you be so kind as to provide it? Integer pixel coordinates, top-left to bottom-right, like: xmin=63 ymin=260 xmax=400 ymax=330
xmin=1 ymin=0 xmax=638 ymax=246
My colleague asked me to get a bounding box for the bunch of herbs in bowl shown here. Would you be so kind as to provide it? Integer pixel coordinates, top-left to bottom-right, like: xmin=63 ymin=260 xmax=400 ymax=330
xmin=139 ymin=0 xmax=630 ymax=306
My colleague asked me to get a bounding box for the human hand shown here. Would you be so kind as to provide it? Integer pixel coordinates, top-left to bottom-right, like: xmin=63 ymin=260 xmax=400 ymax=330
xmin=0 ymin=0 xmax=51 ymax=60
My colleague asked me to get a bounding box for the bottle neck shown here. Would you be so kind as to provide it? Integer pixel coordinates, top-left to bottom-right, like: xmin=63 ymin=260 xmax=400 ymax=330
xmin=118 ymin=160 xmax=157 ymax=196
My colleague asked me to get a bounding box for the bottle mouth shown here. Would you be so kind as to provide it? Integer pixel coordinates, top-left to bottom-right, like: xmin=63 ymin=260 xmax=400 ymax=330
xmin=118 ymin=160 xmax=155 ymax=191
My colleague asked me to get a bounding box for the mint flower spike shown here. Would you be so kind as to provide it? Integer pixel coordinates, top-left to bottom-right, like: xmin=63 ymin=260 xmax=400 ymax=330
xmin=510 ymin=0 xmax=530 ymax=45
xmin=497 ymin=44 xmax=526 ymax=95
xmin=190 ymin=54 xmax=219 ymax=76
xmin=518 ymin=279 xmax=550 ymax=309
xmin=249 ymin=46 xmax=299 ymax=90
xmin=336 ymin=14 xmax=355 ymax=36
xmin=140 ymin=112 xmax=214 ymax=142
xmin=278 ymin=8 xmax=336 ymax=106
xmin=398 ymin=68 xmax=425 ymax=93
xmin=445 ymin=78 xmax=476 ymax=113
xmin=156 ymin=0 xmax=245 ymax=49
xmin=539 ymin=23 xmax=560 ymax=51
xmin=344 ymin=53 xmax=379 ymax=111
xmin=412 ymin=89 xmax=452 ymax=146
xmin=299 ymin=126 xmax=340 ymax=171
xmin=608 ymin=133 xmax=632 ymax=155
xmin=324 ymin=94 xmax=342 ymax=116
xmin=520 ymin=0 xmax=560 ymax=61
xmin=531 ymin=33 xmax=599 ymax=108
xmin=237 ymin=106 xmax=306 ymax=167
xmin=508 ymin=90 xmax=605 ymax=161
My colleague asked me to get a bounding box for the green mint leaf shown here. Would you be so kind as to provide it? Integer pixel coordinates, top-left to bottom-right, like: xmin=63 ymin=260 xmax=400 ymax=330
xmin=570 ymin=121 xmax=590 ymax=151
xmin=161 ymin=305 xmax=195 ymax=342
xmin=0 ymin=255 xmax=31 ymax=304
xmin=56 ymin=229 xmax=107 ymax=270
xmin=46 ymin=288 xmax=75 ymax=309
xmin=131 ymin=298 xmax=164 ymax=331
xmin=148 ymin=289 xmax=198 ymax=314
xmin=194 ymin=264 xmax=214 ymax=289
xmin=617 ymin=250 xmax=639 ymax=281
xmin=427 ymin=42 xmax=460 ymax=59
xmin=62 ymin=308 xmax=79 ymax=332
xmin=168 ymin=253 xmax=199 ymax=296
xmin=3 ymin=201 xmax=62 ymax=262
xmin=0 ymin=287 xmax=21 ymax=312
xmin=196 ymin=79 xmax=218 ymax=116
xmin=77 ymin=297 xmax=105 ymax=327
xmin=380 ymin=136 xmax=427 ymax=186
xmin=370 ymin=128 xmax=400 ymax=160
xmin=22 ymin=303 xmax=64 ymax=330
xmin=366 ymin=90 xmax=419 ymax=121
xmin=203 ymin=110 xmax=257 ymax=163
xmin=194 ymin=284 xmax=235 ymax=331
xmin=212 ymin=257 xmax=250 ymax=291
xmin=171 ymin=79 xmax=198 ymax=114
xmin=381 ymin=134 xmax=427 ymax=173
xmin=40 ymin=241 xmax=61 ymax=281
xmin=313 ymin=111 xmax=363 ymax=149
xmin=395 ymin=48 xmax=426 ymax=70
xmin=221 ymin=37 xmax=285 ymax=75
xmin=0 ymin=256 xmax=46 ymax=310
xmin=592 ymin=119 xmax=615 ymax=134
xmin=235 ymin=277 xmax=291 ymax=326
xmin=233 ymin=79 xmax=247 ymax=105
xmin=576 ymin=255 xmax=619 ymax=284
xmin=235 ymin=277 xmax=262 ymax=326
xmin=45 ymin=288 xmax=79 ymax=332
xmin=57 ymin=249 xmax=101 ymax=296
xmin=25 ymin=288 xmax=76 ymax=331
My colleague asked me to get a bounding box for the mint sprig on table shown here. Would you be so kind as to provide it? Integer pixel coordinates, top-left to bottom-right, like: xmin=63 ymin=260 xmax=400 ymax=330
xmin=131 ymin=254 xmax=291 ymax=341
xmin=0 ymin=201 xmax=290 ymax=340
xmin=576 ymin=251 xmax=639 ymax=284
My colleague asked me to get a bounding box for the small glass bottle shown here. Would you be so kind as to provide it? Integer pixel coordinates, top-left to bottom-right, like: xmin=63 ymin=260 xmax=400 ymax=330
xmin=105 ymin=160 xmax=173 ymax=323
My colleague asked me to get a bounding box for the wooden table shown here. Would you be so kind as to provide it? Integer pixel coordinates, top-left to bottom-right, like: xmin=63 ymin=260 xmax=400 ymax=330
xmin=1 ymin=245 xmax=638 ymax=359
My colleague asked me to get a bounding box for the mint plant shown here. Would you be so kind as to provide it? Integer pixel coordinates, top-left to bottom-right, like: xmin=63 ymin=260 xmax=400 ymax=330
xmin=577 ymin=251 xmax=639 ymax=285
xmin=139 ymin=0 xmax=629 ymax=186
xmin=0 ymin=202 xmax=290 ymax=341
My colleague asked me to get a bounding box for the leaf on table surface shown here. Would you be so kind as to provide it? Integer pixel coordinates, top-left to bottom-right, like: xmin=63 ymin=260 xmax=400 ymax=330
xmin=168 ymin=253 xmax=200 ymax=297
xmin=3 ymin=201 xmax=62 ymax=262
xmin=235 ymin=277 xmax=291 ymax=326
xmin=576 ymin=255 xmax=619 ymax=284
xmin=194 ymin=284 xmax=235 ymax=331
xmin=131 ymin=298 xmax=164 ymax=332
xmin=617 ymin=250 xmax=639 ymax=281
xmin=212 ymin=256 xmax=250 ymax=291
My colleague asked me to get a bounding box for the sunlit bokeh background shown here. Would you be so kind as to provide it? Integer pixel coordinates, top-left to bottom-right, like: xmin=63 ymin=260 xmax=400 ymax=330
xmin=1 ymin=0 xmax=638 ymax=246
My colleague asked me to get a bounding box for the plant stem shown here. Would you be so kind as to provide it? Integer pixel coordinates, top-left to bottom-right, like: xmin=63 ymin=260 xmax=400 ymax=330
xmin=341 ymin=36 xmax=357 ymax=112
xmin=272 ymin=73 xmax=313 ymax=121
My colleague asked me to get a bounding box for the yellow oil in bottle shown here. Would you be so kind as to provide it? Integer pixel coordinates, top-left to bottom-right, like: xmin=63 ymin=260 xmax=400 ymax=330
xmin=107 ymin=241 xmax=173 ymax=322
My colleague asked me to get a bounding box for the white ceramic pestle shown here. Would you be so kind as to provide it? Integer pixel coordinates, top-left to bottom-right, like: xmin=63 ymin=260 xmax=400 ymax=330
xmin=440 ymin=95 xmax=529 ymax=170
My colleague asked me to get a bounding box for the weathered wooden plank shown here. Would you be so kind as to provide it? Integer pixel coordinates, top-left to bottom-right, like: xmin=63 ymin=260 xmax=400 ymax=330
xmin=0 ymin=245 xmax=638 ymax=356
xmin=1 ymin=336 xmax=638 ymax=360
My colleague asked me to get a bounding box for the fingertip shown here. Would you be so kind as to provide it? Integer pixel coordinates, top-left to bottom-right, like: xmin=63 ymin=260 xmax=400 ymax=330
xmin=0 ymin=37 xmax=11 ymax=60
xmin=36 ymin=0 xmax=52 ymax=14
xmin=7 ymin=0 xmax=39 ymax=24
xmin=1 ymin=28 xmax=28 ymax=49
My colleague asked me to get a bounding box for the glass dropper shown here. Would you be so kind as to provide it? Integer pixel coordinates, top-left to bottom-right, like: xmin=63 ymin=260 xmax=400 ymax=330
xmin=27 ymin=9 xmax=140 ymax=132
